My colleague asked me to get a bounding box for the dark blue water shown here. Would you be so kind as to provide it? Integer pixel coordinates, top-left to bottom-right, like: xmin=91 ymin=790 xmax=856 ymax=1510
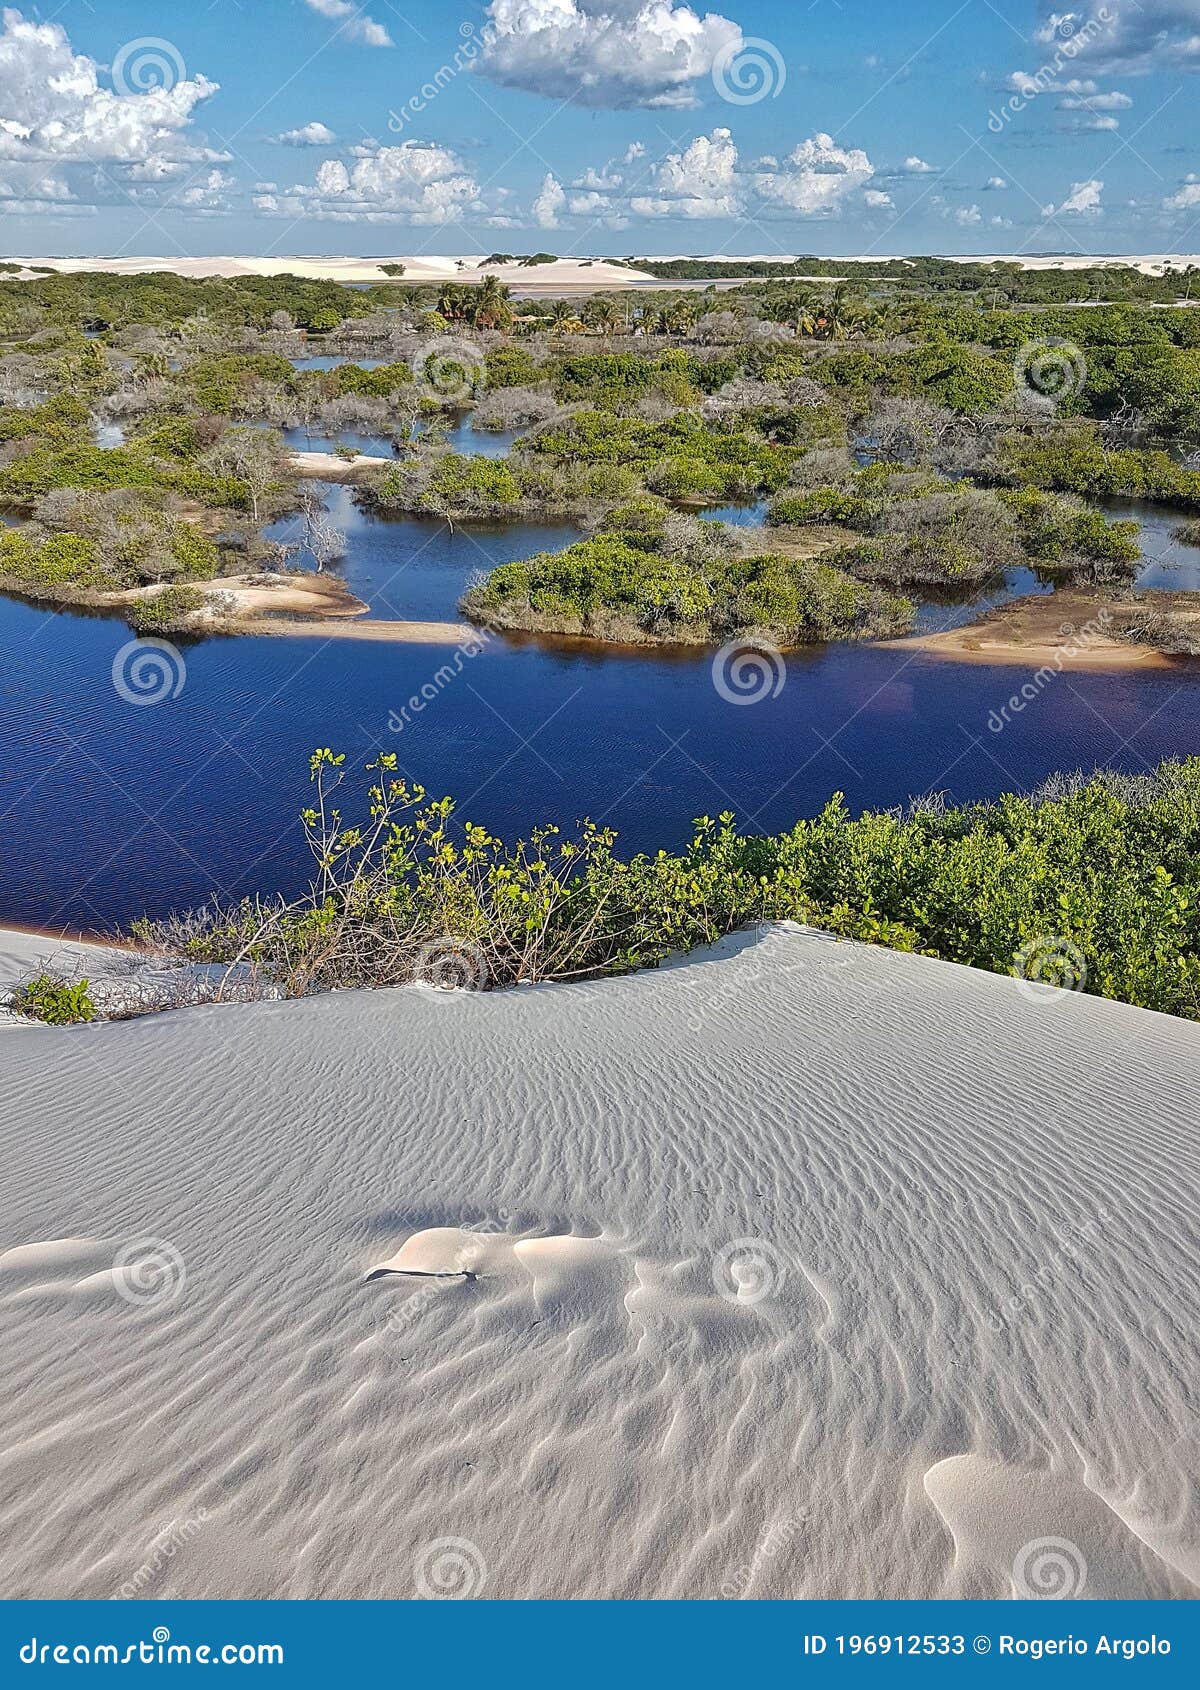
xmin=4 ymin=573 xmax=1200 ymax=932
xmin=705 ymin=501 xmax=769 ymax=527
xmin=266 ymin=487 xmax=578 ymax=621
xmin=442 ymin=418 xmax=522 ymax=458
xmin=5 ymin=491 xmax=1200 ymax=934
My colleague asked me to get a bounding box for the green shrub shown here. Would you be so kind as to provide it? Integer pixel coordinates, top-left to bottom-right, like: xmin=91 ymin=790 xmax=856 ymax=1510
xmin=768 ymin=488 xmax=867 ymax=526
xmin=127 ymin=584 xmax=206 ymax=633
xmin=10 ymin=974 xmax=96 ymax=1025
xmin=133 ymin=753 xmax=1200 ymax=1021
xmin=1002 ymin=487 xmax=1140 ymax=574
xmin=462 ymin=528 xmax=912 ymax=643
xmin=485 ymin=345 xmax=545 ymax=389
xmin=0 ymin=528 xmax=104 ymax=588
xmin=1001 ymin=430 xmax=1200 ymax=508
xmin=169 ymin=523 xmax=219 ymax=578
xmin=331 ymin=361 xmax=413 ymax=397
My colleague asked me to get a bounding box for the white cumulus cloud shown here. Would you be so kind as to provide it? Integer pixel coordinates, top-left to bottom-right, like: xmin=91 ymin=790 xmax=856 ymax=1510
xmin=532 ymin=171 xmax=567 ymax=226
xmin=1049 ymin=177 xmax=1104 ymax=215
xmin=753 ymin=133 xmax=875 ymax=216
xmin=1057 ymin=89 xmax=1131 ymax=108
xmin=1165 ymin=175 xmax=1200 ymax=211
xmin=630 ymin=127 xmax=739 ymax=218
xmin=273 ymin=121 xmax=338 ymax=146
xmin=257 ymin=140 xmax=485 ymax=223
xmin=548 ymin=126 xmax=876 ymax=224
xmin=477 ymin=0 xmax=743 ymax=108
xmin=303 ymin=0 xmax=392 ymax=48
xmin=1031 ymin=3 xmax=1200 ymax=74
xmin=0 ymin=8 xmax=229 ymax=217
xmin=0 ymin=10 xmax=219 ymax=177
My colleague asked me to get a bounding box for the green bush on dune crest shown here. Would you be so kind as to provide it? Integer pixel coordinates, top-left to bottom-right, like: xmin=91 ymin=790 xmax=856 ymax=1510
xmin=129 ymin=751 xmax=1200 ymax=1021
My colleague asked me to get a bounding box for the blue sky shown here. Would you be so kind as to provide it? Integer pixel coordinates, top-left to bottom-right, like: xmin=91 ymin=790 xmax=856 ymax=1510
xmin=0 ymin=0 xmax=1198 ymax=257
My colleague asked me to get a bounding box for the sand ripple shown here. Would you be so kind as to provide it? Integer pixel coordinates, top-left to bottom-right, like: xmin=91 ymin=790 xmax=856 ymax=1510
xmin=0 ymin=924 xmax=1197 ymax=1598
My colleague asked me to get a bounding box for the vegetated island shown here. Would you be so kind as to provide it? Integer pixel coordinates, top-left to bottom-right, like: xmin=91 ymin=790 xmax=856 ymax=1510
xmin=459 ymin=466 xmax=1142 ymax=650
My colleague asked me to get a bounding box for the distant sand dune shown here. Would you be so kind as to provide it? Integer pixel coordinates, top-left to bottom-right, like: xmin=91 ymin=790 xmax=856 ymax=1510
xmin=0 ymin=923 xmax=1196 ymax=1599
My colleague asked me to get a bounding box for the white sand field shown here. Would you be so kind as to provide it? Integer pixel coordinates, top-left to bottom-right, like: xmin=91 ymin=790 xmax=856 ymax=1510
xmin=0 ymin=921 xmax=1197 ymax=1600
xmin=6 ymin=255 xmax=654 ymax=289
xmin=9 ymin=253 xmax=1200 ymax=286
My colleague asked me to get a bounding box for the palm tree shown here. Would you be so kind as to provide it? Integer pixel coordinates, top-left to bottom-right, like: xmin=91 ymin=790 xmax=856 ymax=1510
xmin=436 ymin=282 xmax=467 ymax=323
xmin=789 ymin=286 xmax=820 ymax=338
xmin=662 ymin=296 xmax=699 ymax=337
xmin=824 ymin=285 xmax=877 ymax=341
xmin=583 ymin=295 xmax=620 ymax=337
xmin=549 ymin=298 xmax=575 ymax=333
xmin=472 ymin=273 xmax=514 ymax=331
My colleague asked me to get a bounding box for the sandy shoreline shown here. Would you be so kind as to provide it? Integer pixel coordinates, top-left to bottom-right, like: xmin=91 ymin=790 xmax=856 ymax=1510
xmin=881 ymin=590 xmax=1194 ymax=671
xmin=291 ymin=449 xmax=392 ymax=481
xmin=0 ymin=920 xmax=1196 ymax=1599
xmin=242 ymin=615 xmax=477 ymax=643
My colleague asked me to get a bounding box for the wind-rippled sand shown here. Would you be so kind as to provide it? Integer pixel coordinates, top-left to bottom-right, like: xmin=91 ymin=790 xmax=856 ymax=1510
xmin=0 ymin=924 xmax=1196 ymax=1600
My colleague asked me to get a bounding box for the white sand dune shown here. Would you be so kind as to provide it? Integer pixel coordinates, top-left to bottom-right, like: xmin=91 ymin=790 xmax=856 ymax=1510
xmin=7 ymin=255 xmax=654 ymax=289
xmin=15 ymin=252 xmax=1199 ymax=288
xmin=0 ymin=922 xmax=1196 ymax=1600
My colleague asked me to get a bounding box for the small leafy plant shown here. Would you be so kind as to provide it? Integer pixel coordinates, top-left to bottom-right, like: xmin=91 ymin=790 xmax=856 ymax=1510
xmin=10 ymin=973 xmax=97 ymax=1025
